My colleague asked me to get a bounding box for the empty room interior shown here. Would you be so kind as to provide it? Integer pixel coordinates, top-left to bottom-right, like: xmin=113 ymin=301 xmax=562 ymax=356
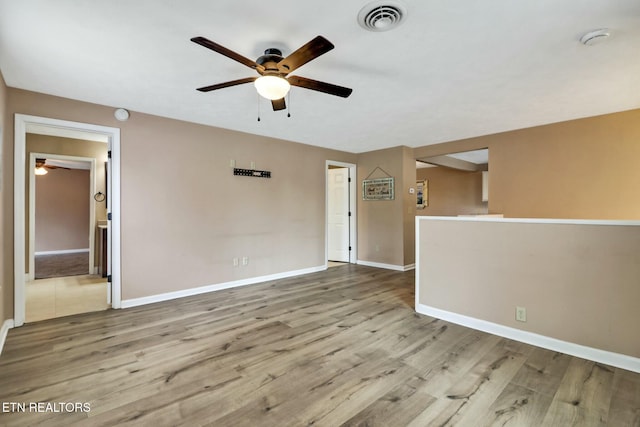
xmin=0 ymin=1 xmax=639 ymax=426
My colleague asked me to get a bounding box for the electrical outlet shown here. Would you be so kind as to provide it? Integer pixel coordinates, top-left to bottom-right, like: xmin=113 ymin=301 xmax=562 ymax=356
xmin=242 ymin=256 xmax=249 ymax=266
xmin=230 ymin=159 xmax=236 ymax=168
xmin=233 ymin=257 xmax=239 ymax=267
xmin=250 ymin=161 xmax=256 ymax=169
xmin=516 ymin=306 xmax=527 ymax=322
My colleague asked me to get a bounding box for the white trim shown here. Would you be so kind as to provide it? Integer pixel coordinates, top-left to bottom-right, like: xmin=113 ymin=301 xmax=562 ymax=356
xmin=109 ymin=134 xmax=122 ymax=309
xmin=121 ymin=265 xmax=326 ymax=309
xmin=415 ymin=216 xmax=422 ymax=311
xmin=14 ymin=116 xmax=26 ymax=326
xmin=35 ymin=248 xmax=90 ymax=256
xmin=0 ymin=319 xmax=15 ymax=356
xmin=416 ymin=215 xmax=640 ymax=227
xmin=14 ymin=114 xmax=122 ymax=326
xmin=416 ymin=303 xmax=640 ymax=374
xmin=326 ymin=160 xmax=357 ymax=265
xmin=357 ymin=259 xmax=414 ymax=271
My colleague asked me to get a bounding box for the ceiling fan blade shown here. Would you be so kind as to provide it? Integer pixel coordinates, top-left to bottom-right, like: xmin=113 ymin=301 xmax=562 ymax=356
xmin=191 ymin=37 xmax=265 ymax=73
xmin=271 ymin=98 xmax=286 ymax=111
xmin=288 ymin=76 xmax=353 ymax=98
xmin=196 ymin=77 xmax=256 ymax=92
xmin=277 ymin=36 xmax=334 ymax=74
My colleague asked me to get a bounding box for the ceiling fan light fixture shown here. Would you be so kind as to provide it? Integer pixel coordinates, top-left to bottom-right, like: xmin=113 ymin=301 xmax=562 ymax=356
xmin=35 ymin=167 xmax=48 ymax=175
xmin=254 ymin=75 xmax=291 ymax=100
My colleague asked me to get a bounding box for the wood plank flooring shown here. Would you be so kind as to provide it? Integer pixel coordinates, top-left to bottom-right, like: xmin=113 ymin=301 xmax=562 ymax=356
xmin=1 ymin=265 xmax=639 ymax=426
xmin=35 ymin=252 xmax=90 ymax=279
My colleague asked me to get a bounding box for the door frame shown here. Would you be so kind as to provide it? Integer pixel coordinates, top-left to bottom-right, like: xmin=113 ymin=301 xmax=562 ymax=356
xmin=325 ymin=161 xmax=357 ymax=265
xmin=14 ymin=114 xmax=122 ymax=327
xmin=29 ymin=153 xmax=97 ymax=281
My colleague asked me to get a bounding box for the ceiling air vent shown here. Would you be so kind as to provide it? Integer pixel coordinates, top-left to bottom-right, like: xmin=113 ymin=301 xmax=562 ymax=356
xmin=358 ymin=1 xmax=407 ymax=32
xmin=580 ymin=29 xmax=610 ymax=46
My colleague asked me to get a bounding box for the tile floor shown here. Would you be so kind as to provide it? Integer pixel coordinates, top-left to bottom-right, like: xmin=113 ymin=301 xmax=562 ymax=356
xmin=327 ymin=261 xmax=348 ymax=268
xmin=25 ymin=275 xmax=110 ymax=323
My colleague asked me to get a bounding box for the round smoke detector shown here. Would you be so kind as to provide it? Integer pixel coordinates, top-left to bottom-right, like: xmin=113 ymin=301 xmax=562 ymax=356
xmin=358 ymin=1 xmax=407 ymax=32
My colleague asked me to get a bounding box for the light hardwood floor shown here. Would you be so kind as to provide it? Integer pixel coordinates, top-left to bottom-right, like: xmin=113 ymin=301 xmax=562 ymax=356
xmin=1 ymin=265 xmax=639 ymax=426
xmin=25 ymin=275 xmax=109 ymax=322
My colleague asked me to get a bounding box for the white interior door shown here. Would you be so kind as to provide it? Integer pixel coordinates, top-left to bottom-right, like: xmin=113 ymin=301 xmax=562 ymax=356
xmin=328 ymin=168 xmax=350 ymax=262
xmin=106 ymin=154 xmax=112 ymax=304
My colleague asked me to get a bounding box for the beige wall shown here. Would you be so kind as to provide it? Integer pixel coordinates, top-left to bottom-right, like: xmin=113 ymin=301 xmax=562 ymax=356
xmin=353 ymin=146 xmax=421 ymax=268
xmin=417 ymin=218 xmax=640 ymax=358
xmin=0 ymin=70 xmax=7 ymax=323
xmin=357 ymin=146 xmax=413 ymax=267
xmin=416 ymin=167 xmax=488 ymax=216
xmin=2 ymin=83 xmax=640 ymax=321
xmin=5 ymin=88 xmax=356 ymax=305
xmin=35 ymin=168 xmax=90 ymax=252
xmin=414 ymin=109 xmax=640 ymax=220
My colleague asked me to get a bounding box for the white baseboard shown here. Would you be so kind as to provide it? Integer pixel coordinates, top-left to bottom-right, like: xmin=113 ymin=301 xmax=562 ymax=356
xmin=357 ymin=260 xmax=415 ymax=272
xmin=121 ymin=265 xmax=326 ymax=309
xmin=0 ymin=319 xmax=15 ymax=356
xmin=35 ymin=248 xmax=90 ymax=256
xmin=416 ymin=303 xmax=640 ymax=374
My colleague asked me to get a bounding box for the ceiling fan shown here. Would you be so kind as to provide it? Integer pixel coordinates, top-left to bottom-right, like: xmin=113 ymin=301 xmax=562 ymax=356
xmin=35 ymin=158 xmax=70 ymax=175
xmin=191 ymin=35 xmax=353 ymax=111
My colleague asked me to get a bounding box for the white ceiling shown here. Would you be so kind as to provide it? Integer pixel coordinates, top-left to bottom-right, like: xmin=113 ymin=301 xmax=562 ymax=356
xmin=447 ymin=149 xmax=488 ymax=164
xmin=44 ymin=158 xmax=91 ymax=170
xmin=416 ymin=161 xmax=436 ymax=169
xmin=1 ymin=1 xmax=639 ymax=153
xmin=416 ymin=148 xmax=488 ymax=170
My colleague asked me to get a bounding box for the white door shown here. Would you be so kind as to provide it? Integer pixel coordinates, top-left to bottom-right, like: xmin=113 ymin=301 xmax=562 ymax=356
xmin=106 ymin=154 xmax=112 ymax=304
xmin=328 ymin=168 xmax=350 ymax=262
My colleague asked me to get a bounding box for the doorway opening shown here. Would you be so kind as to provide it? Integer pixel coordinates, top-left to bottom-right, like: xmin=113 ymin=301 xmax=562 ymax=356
xmin=416 ymin=148 xmax=489 ymax=217
xmin=14 ymin=114 xmax=122 ymax=327
xmin=30 ymin=154 xmax=97 ymax=280
xmin=27 ymin=153 xmax=109 ymax=322
xmin=326 ymin=161 xmax=357 ymax=266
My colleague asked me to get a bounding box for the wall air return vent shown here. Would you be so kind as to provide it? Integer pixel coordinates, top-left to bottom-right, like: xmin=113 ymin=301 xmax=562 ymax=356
xmin=358 ymin=1 xmax=407 ymax=32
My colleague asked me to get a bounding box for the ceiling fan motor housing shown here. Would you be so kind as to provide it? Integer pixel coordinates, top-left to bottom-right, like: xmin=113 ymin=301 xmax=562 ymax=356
xmin=257 ymin=49 xmax=285 ymax=73
xmin=263 ymin=48 xmax=283 ymax=57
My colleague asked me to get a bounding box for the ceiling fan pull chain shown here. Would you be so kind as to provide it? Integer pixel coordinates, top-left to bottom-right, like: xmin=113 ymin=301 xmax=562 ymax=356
xmin=287 ymin=92 xmax=291 ymax=118
xmin=257 ymin=93 xmax=261 ymax=122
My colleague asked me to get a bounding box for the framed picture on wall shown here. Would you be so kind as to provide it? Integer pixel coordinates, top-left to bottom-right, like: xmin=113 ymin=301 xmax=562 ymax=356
xmin=416 ymin=180 xmax=428 ymax=209
xmin=362 ymin=177 xmax=394 ymax=200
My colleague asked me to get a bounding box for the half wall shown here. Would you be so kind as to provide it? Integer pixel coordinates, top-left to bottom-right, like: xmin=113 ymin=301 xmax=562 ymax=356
xmin=416 ymin=216 xmax=640 ymax=372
